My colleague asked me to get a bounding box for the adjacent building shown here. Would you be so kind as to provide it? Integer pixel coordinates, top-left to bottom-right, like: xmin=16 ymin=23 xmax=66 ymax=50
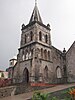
xmin=6 ymin=57 xmax=17 ymax=79
xmin=0 ymin=70 xmax=8 ymax=79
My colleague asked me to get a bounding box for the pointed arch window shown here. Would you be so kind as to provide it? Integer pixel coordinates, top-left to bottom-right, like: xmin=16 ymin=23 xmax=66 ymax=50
xmin=56 ymin=66 xmax=62 ymax=79
xmin=26 ymin=50 xmax=29 ymax=60
xmin=22 ymin=50 xmax=25 ymax=60
xmin=41 ymin=48 xmax=43 ymax=59
xmin=29 ymin=51 xmax=31 ymax=59
xmin=45 ymin=34 xmax=48 ymax=43
xmin=44 ymin=66 xmax=48 ymax=81
xmin=39 ymin=31 xmax=42 ymax=41
xmin=48 ymin=51 xmax=50 ymax=60
xmin=30 ymin=31 xmax=33 ymax=41
xmin=31 ymin=49 xmax=33 ymax=58
xmin=25 ymin=35 xmax=26 ymax=43
xmin=44 ymin=49 xmax=47 ymax=60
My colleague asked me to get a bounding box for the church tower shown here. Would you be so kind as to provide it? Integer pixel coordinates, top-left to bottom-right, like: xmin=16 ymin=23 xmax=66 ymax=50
xmin=13 ymin=0 xmax=53 ymax=83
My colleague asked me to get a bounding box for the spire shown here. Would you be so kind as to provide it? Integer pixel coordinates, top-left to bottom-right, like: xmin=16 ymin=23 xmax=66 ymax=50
xmin=29 ymin=0 xmax=43 ymax=24
xmin=35 ymin=0 xmax=37 ymax=6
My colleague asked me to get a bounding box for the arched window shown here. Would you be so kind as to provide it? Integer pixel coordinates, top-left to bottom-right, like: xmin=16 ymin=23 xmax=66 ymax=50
xmin=41 ymin=48 xmax=43 ymax=59
xmin=36 ymin=48 xmax=40 ymax=57
xmin=45 ymin=34 xmax=48 ymax=43
xmin=22 ymin=50 xmax=25 ymax=60
xmin=24 ymin=50 xmax=26 ymax=60
xmin=39 ymin=31 xmax=42 ymax=41
xmin=31 ymin=49 xmax=33 ymax=58
xmin=48 ymin=51 xmax=50 ymax=60
xmin=44 ymin=50 xmax=47 ymax=60
xmin=29 ymin=51 xmax=31 ymax=59
xmin=44 ymin=66 xmax=48 ymax=81
xmin=25 ymin=35 xmax=26 ymax=43
xmin=26 ymin=50 xmax=29 ymax=60
xmin=56 ymin=66 xmax=62 ymax=79
xmin=30 ymin=31 xmax=33 ymax=41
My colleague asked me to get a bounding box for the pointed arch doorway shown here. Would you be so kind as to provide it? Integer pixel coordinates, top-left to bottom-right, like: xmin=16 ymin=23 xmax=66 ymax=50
xmin=23 ymin=68 xmax=29 ymax=83
xmin=44 ymin=66 xmax=48 ymax=82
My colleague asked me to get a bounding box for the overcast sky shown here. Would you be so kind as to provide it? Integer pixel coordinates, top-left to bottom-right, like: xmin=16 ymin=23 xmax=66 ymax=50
xmin=0 ymin=0 xmax=75 ymax=70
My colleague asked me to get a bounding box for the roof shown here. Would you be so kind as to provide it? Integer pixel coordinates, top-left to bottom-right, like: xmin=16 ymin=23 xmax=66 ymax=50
xmin=10 ymin=58 xmax=17 ymax=61
xmin=21 ymin=21 xmax=50 ymax=31
xmin=66 ymin=41 xmax=75 ymax=54
xmin=10 ymin=56 xmax=17 ymax=61
xmin=0 ymin=70 xmax=4 ymax=72
xmin=52 ymin=46 xmax=63 ymax=55
xmin=29 ymin=3 xmax=43 ymax=24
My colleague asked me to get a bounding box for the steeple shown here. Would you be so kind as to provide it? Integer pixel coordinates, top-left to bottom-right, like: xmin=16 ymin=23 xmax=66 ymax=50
xmin=29 ymin=0 xmax=43 ymax=24
xmin=35 ymin=0 xmax=37 ymax=7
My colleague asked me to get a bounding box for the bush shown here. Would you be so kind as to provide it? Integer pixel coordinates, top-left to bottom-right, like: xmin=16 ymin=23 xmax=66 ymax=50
xmin=32 ymin=91 xmax=49 ymax=100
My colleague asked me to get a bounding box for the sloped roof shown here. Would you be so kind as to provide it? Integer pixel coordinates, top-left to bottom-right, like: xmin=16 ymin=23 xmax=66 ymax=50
xmin=0 ymin=70 xmax=4 ymax=72
xmin=52 ymin=46 xmax=63 ymax=54
xmin=66 ymin=41 xmax=75 ymax=54
xmin=29 ymin=4 xmax=43 ymax=24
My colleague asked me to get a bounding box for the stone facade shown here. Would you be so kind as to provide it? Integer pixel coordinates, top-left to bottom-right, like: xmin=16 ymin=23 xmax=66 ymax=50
xmin=0 ymin=86 xmax=16 ymax=98
xmin=66 ymin=41 xmax=75 ymax=82
xmin=12 ymin=2 xmax=75 ymax=84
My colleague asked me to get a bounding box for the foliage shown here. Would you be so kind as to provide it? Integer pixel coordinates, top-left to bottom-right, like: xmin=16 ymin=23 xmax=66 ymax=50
xmin=32 ymin=92 xmax=60 ymax=100
xmin=32 ymin=91 xmax=49 ymax=100
xmin=69 ymin=88 xmax=75 ymax=95
xmin=68 ymin=88 xmax=75 ymax=100
xmin=1 ymin=72 xmax=4 ymax=78
xmin=32 ymin=89 xmax=73 ymax=100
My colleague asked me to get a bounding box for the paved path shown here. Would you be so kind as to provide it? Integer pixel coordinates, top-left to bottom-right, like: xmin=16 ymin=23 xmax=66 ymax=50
xmin=0 ymin=83 xmax=75 ymax=100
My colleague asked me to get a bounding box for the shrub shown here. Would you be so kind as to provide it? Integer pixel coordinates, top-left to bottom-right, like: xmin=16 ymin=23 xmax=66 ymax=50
xmin=68 ymin=88 xmax=75 ymax=100
xmin=32 ymin=91 xmax=49 ymax=100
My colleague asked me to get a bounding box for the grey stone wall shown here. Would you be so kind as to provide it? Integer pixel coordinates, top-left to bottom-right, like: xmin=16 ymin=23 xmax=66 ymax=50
xmin=66 ymin=42 xmax=75 ymax=82
xmin=0 ymin=86 xmax=16 ymax=98
xmin=52 ymin=46 xmax=64 ymax=83
xmin=13 ymin=21 xmax=52 ymax=84
xmin=13 ymin=19 xmax=73 ymax=84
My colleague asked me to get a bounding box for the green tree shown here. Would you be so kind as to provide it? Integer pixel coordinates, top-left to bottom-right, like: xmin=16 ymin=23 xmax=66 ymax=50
xmin=1 ymin=72 xmax=4 ymax=78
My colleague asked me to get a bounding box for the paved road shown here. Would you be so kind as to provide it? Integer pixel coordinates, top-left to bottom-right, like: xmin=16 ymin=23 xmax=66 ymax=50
xmin=0 ymin=83 xmax=75 ymax=100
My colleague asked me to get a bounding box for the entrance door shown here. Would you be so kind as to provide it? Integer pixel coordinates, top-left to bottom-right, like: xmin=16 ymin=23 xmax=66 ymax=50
xmin=44 ymin=66 xmax=48 ymax=82
xmin=23 ymin=68 xmax=29 ymax=83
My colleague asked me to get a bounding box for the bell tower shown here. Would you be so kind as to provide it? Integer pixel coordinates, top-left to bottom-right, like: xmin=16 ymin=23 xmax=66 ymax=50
xmin=17 ymin=0 xmax=53 ymax=83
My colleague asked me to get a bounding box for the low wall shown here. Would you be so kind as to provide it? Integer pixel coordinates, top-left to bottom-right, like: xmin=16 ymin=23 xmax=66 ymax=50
xmin=0 ymin=83 xmax=54 ymax=98
xmin=0 ymin=86 xmax=16 ymax=98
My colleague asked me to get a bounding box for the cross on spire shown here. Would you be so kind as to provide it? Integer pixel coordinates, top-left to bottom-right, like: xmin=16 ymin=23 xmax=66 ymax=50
xmin=35 ymin=0 xmax=37 ymax=6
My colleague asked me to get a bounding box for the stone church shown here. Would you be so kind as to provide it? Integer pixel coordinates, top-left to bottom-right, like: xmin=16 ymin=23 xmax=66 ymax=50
xmin=12 ymin=1 xmax=75 ymax=84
